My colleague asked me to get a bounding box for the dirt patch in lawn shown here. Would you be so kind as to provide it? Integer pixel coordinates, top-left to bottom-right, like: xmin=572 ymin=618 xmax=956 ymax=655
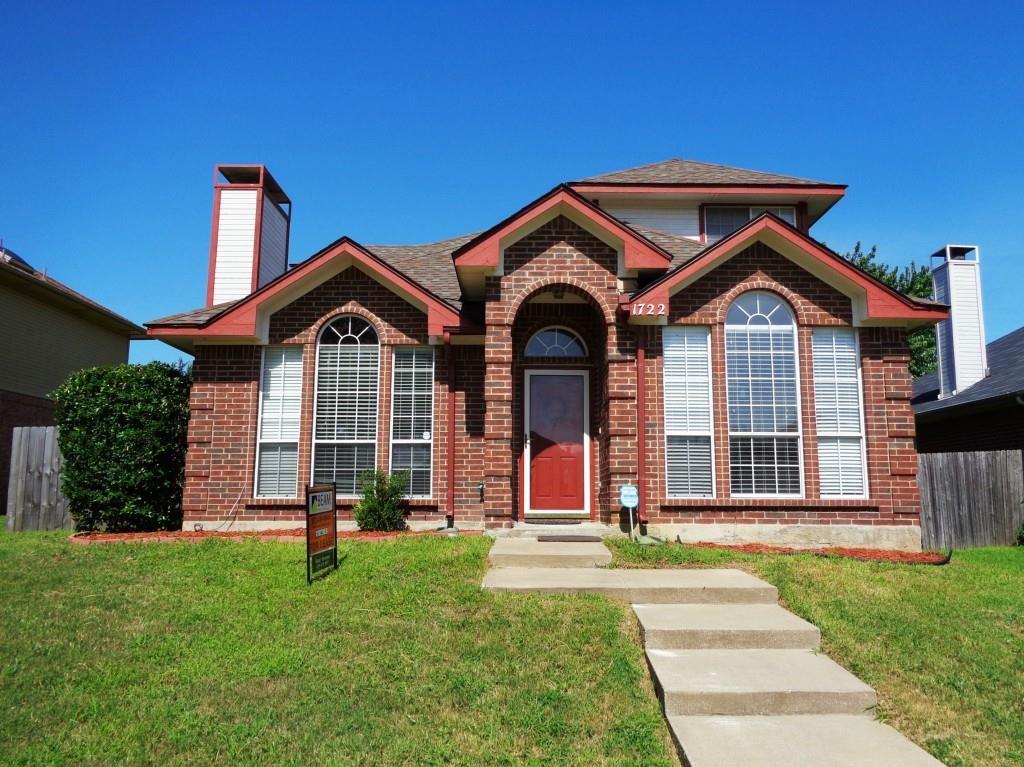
xmin=69 ymin=529 xmax=483 ymax=545
xmin=690 ymin=541 xmax=952 ymax=565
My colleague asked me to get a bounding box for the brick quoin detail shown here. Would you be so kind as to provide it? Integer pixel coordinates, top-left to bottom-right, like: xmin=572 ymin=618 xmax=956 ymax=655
xmin=180 ymin=233 xmax=925 ymax=533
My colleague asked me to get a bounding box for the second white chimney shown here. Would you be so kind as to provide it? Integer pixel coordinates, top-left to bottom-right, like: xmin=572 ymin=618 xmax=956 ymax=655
xmin=931 ymin=244 xmax=987 ymax=398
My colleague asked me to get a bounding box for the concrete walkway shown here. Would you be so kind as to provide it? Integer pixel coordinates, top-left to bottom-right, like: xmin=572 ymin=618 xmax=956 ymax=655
xmin=482 ymin=542 xmax=943 ymax=766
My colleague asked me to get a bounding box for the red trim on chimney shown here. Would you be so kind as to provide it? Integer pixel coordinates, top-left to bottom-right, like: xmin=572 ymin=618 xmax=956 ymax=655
xmin=204 ymin=188 xmax=223 ymax=307
xmin=452 ymin=185 xmax=673 ymax=270
xmin=251 ymin=190 xmax=266 ymax=294
xmin=630 ymin=214 xmax=949 ymax=323
xmin=636 ymin=329 xmax=648 ymax=525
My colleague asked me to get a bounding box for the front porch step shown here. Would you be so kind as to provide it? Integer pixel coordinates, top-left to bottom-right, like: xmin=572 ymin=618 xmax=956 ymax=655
xmin=487 ymin=539 xmax=612 ymax=568
xmin=647 ymin=648 xmax=876 ymax=716
xmin=634 ymin=603 xmax=821 ymax=650
xmin=481 ymin=567 xmax=777 ymax=604
xmin=493 ymin=522 xmax=624 ymax=539
xmin=667 ymin=715 xmax=944 ymax=767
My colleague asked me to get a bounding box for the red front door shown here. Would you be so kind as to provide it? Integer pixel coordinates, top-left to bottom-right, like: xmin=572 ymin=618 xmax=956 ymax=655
xmin=528 ymin=373 xmax=586 ymax=512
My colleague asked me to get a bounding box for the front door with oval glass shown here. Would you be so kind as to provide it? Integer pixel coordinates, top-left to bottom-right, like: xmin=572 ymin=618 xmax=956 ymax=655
xmin=525 ymin=371 xmax=589 ymax=517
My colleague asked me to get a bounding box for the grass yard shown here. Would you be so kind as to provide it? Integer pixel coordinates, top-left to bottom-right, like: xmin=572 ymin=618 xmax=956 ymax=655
xmin=0 ymin=524 xmax=675 ymax=767
xmin=609 ymin=539 xmax=1024 ymax=767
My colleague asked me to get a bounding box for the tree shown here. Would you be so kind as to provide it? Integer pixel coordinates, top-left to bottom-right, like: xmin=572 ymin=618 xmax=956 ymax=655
xmin=842 ymin=242 xmax=937 ymax=378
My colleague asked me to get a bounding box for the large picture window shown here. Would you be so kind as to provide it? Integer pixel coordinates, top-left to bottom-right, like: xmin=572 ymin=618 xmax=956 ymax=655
xmin=813 ymin=328 xmax=867 ymax=497
xmin=390 ymin=347 xmax=434 ymax=497
xmin=663 ymin=326 xmax=714 ymax=497
xmin=725 ymin=292 xmax=802 ymax=496
xmin=313 ymin=316 xmax=379 ymax=495
xmin=255 ymin=345 xmax=303 ymax=497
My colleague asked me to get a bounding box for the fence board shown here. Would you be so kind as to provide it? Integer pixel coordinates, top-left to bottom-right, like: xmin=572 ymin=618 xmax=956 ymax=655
xmin=918 ymin=450 xmax=1024 ymax=549
xmin=5 ymin=426 xmax=71 ymax=532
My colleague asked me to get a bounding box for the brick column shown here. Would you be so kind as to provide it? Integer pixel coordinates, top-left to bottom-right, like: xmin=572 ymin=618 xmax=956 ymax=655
xmin=483 ymin=320 xmax=514 ymax=526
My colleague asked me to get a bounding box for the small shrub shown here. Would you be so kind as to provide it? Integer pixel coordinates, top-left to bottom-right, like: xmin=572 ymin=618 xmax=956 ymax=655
xmin=52 ymin=362 xmax=190 ymax=532
xmin=1016 ymin=524 xmax=1024 ymax=547
xmin=353 ymin=469 xmax=409 ymax=531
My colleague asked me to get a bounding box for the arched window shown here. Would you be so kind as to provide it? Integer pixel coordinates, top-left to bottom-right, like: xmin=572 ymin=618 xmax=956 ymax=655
xmin=525 ymin=326 xmax=587 ymax=357
xmin=313 ymin=316 xmax=379 ymax=495
xmin=725 ymin=292 xmax=802 ymax=496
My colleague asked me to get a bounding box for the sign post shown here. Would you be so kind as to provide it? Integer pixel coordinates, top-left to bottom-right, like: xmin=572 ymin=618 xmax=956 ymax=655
xmin=619 ymin=483 xmax=640 ymax=540
xmin=306 ymin=483 xmax=338 ymax=584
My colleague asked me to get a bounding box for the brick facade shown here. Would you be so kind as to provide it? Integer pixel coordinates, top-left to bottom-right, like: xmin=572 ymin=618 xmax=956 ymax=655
xmin=181 ymin=223 xmax=925 ymax=540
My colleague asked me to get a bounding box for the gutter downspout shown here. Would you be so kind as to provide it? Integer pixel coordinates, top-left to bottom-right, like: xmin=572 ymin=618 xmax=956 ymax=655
xmin=636 ymin=329 xmax=648 ymax=526
xmin=446 ymin=338 xmax=456 ymax=525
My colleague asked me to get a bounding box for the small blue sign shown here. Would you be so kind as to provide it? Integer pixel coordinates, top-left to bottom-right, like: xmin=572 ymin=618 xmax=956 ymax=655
xmin=619 ymin=483 xmax=639 ymax=509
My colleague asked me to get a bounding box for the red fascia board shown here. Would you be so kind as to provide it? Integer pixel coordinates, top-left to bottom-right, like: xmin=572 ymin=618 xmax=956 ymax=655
xmin=631 ymin=214 xmax=948 ymax=322
xmin=159 ymin=237 xmax=461 ymax=340
xmin=452 ymin=185 xmax=672 ymax=269
xmin=569 ymin=183 xmax=847 ymax=196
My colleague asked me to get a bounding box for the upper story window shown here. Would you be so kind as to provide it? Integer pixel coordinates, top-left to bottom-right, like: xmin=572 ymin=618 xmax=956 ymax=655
xmin=705 ymin=206 xmax=797 ymax=243
xmin=525 ymin=326 xmax=588 ymax=357
xmin=313 ymin=315 xmax=380 ymax=495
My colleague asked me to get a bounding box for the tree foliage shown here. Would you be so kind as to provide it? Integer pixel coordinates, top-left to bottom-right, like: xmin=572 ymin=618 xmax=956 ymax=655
xmin=52 ymin=362 xmax=191 ymax=532
xmin=843 ymin=242 xmax=937 ymax=378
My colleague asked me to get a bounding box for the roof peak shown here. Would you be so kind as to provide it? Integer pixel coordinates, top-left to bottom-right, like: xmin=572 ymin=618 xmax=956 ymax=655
xmin=575 ymin=157 xmax=843 ymax=187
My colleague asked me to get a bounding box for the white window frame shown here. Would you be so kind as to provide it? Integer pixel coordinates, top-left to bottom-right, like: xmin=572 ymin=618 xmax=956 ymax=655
xmin=524 ymin=325 xmax=589 ymax=358
xmin=311 ymin=316 xmax=381 ymax=498
xmin=725 ymin=293 xmax=805 ymax=498
xmin=253 ymin=345 xmax=303 ymax=499
xmin=662 ymin=326 xmax=715 ymax=498
xmin=812 ymin=328 xmax=869 ymax=498
xmin=704 ymin=205 xmax=797 ymax=242
xmin=389 ymin=346 xmax=435 ymax=499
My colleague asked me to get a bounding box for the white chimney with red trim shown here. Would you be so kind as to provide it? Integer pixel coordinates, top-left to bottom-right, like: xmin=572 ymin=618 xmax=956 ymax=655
xmin=206 ymin=165 xmax=291 ymax=306
xmin=931 ymin=244 xmax=987 ymax=398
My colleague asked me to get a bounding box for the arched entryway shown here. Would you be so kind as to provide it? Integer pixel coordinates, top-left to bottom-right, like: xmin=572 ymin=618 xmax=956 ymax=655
xmin=511 ymin=285 xmax=609 ymax=521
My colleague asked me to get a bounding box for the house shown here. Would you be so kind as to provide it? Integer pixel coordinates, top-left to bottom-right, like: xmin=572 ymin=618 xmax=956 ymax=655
xmin=1 ymin=246 xmax=145 ymax=503
xmin=147 ymin=160 xmax=948 ymax=550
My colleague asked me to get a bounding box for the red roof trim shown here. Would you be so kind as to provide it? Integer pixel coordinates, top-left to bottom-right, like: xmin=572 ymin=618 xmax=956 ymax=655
xmin=151 ymin=236 xmax=461 ymax=340
xmin=569 ymin=183 xmax=847 ymax=195
xmin=630 ymin=214 xmax=948 ymax=322
xmin=452 ymin=185 xmax=672 ymax=269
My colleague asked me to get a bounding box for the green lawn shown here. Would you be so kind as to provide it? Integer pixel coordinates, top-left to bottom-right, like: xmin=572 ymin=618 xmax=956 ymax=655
xmin=609 ymin=539 xmax=1024 ymax=767
xmin=0 ymin=525 xmax=675 ymax=767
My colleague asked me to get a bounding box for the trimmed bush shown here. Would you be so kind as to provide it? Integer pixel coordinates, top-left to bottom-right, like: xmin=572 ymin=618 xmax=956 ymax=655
xmin=1016 ymin=524 xmax=1024 ymax=547
xmin=353 ymin=469 xmax=410 ymax=531
xmin=52 ymin=362 xmax=190 ymax=532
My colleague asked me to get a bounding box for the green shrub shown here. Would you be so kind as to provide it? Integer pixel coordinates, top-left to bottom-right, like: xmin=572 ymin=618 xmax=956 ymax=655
xmin=1016 ymin=524 xmax=1024 ymax=547
xmin=353 ymin=469 xmax=410 ymax=531
xmin=52 ymin=362 xmax=190 ymax=532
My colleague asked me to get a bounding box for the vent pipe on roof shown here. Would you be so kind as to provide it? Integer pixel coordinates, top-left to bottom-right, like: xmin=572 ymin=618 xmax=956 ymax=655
xmin=206 ymin=165 xmax=292 ymax=306
xmin=931 ymin=245 xmax=987 ymax=398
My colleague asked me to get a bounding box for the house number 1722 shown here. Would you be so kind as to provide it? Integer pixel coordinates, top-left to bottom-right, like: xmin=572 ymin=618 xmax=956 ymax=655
xmin=631 ymin=302 xmax=666 ymax=316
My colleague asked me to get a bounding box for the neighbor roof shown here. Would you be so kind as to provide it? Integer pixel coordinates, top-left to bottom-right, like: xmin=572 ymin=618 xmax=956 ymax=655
xmin=1 ymin=246 xmax=145 ymax=336
xmin=913 ymin=326 xmax=1024 ymax=416
xmin=574 ymin=158 xmax=843 ymax=187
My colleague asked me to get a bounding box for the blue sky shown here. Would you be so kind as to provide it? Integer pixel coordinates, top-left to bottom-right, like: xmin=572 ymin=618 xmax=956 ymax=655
xmin=3 ymin=1 xmax=1022 ymax=366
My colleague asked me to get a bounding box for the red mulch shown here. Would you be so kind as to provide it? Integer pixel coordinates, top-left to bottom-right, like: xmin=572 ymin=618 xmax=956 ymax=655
xmin=69 ymin=528 xmax=481 ymax=545
xmin=690 ymin=541 xmax=952 ymax=565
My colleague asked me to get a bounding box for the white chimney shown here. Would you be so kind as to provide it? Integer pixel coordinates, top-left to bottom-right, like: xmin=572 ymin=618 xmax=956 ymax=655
xmin=206 ymin=165 xmax=291 ymax=306
xmin=931 ymin=245 xmax=987 ymax=398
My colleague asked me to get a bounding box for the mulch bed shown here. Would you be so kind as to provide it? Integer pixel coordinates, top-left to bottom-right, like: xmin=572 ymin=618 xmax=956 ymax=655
xmin=69 ymin=528 xmax=482 ymax=545
xmin=690 ymin=541 xmax=952 ymax=565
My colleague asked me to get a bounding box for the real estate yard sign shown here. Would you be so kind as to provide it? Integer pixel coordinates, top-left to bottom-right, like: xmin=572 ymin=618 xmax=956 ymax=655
xmin=306 ymin=484 xmax=338 ymax=583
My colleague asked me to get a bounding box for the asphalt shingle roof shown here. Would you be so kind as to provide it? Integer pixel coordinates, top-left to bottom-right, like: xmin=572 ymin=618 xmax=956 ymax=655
xmin=576 ymin=158 xmax=841 ymax=187
xmin=913 ymin=326 xmax=1024 ymax=414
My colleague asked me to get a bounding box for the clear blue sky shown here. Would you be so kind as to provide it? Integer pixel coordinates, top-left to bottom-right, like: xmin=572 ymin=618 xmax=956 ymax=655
xmin=3 ymin=1 xmax=1021 ymax=367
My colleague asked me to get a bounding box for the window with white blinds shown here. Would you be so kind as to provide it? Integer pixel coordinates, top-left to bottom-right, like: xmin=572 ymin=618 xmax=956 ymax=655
xmin=255 ymin=345 xmax=303 ymax=497
xmin=390 ymin=347 xmax=434 ymax=497
xmin=313 ymin=316 xmax=379 ymax=495
xmin=813 ymin=328 xmax=867 ymax=497
xmin=663 ymin=326 xmax=714 ymax=497
xmin=726 ymin=292 xmax=803 ymax=496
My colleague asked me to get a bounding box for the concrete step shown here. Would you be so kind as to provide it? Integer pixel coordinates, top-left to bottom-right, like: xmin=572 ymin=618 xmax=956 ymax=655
xmin=667 ymin=715 xmax=944 ymax=766
xmin=481 ymin=567 xmax=777 ymax=604
xmin=493 ymin=522 xmax=622 ymax=539
xmin=647 ymin=648 xmax=876 ymax=716
xmin=634 ymin=603 xmax=821 ymax=650
xmin=487 ymin=538 xmax=612 ymax=568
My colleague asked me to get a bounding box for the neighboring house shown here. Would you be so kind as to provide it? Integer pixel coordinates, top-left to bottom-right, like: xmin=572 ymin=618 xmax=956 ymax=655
xmin=0 ymin=246 xmax=145 ymax=503
xmin=914 ymin=325 xmax=1024 ymax=453
xmin=148 ymin=160 xmax=947 ymax=549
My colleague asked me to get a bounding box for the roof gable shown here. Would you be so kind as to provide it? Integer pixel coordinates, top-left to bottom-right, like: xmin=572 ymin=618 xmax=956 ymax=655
xmin=628 ymin=214 xmax=948 ymax=327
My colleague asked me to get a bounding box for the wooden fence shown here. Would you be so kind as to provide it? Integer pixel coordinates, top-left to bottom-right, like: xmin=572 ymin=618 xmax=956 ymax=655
xmin=918 ymin=449 xmax=1024 ymax=549
xmin=5 ymin=426 xmax=71 ymax=531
